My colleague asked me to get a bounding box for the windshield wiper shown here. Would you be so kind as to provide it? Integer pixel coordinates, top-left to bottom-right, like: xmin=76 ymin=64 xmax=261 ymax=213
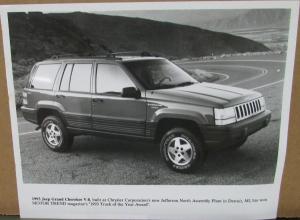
xmin=156 ymin=84 xmax=177 ymax=89
xmin=155 ymin=81 xmax=197 ymax=90
xmin=174 ymin=81 xmax=196 ymax=87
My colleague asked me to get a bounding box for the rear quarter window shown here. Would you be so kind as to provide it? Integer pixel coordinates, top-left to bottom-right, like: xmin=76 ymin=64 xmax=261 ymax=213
xmin=31 ymin=64 xmax=61 ymax=90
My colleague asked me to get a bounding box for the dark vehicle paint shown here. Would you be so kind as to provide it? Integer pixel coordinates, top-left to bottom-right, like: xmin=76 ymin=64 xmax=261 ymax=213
xmin=21 ymin=57 xmax=271 ymax=149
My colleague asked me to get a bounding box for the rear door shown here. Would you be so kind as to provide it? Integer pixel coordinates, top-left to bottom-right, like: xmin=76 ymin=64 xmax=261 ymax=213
xmin=54 ymin=61 xmax=93 ymax=129
xmin=91 ymin=63 xmax=147 ymax=136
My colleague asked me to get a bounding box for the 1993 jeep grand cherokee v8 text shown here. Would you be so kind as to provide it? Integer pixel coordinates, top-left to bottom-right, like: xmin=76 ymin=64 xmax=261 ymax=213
xmin=21 ymin=55 xmax=271 ymax=172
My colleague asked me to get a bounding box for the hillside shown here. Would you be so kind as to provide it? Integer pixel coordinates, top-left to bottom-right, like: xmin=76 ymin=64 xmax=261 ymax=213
xmin=198 ymin=9 xmax=290 ymax=32
xmin=8 ymin=12 xmax=269 ymax=70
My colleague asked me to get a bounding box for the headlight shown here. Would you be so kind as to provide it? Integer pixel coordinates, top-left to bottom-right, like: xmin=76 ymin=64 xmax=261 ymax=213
xmin=22 ymin=91 xmax=28 ymax=105
xmin=258 ymin=97 xmax=266 ymax=110
xmin=214 ymin=107 xmax=236 ymax=125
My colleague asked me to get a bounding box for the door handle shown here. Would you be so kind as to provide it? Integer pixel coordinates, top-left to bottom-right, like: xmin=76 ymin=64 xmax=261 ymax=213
xmin=92 ymin=98 xmax=103 ymax=103
xmin=56 ymin=94 xmax=65 ymax=98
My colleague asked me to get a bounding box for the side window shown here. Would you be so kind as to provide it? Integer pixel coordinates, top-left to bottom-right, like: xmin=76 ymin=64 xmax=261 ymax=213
xmin=69 ymin=64 xmax=92 ymax=93
xmin=31 ymin=64 xmax=61 ymax=90
xmin=60 ymin=64 xmax=73 ymax=91
xmin=96 ymin=64 xmax=135 ymax=94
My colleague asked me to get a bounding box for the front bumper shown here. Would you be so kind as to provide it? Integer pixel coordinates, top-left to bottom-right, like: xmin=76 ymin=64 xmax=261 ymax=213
xmin=202 ymin=110 xmax=271 ymax=150
xmin=21 ymin=106 xmax=38 ymax=124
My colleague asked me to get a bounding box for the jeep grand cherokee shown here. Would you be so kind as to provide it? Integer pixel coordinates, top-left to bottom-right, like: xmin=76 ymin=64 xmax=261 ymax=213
xmin=21 ymin=55 xmax=271 ymax=172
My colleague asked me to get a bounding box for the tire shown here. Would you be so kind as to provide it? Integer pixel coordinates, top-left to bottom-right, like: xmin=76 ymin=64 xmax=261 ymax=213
xmin=41 ymin=115 xmax=73 ymax=152
xmin=160 ymin=127 xmax=205 ymax=172
xmin=229 ymin=137 xmax=247 ymax=150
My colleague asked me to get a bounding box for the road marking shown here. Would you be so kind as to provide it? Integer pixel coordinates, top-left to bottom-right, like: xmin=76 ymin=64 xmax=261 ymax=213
xmin=19 ymin=130 xmax=40 ymax=136
xmin=208 ymin=71 xmax=230 ymax=82
xmin=177 ymin=59 xmax=285 ymax=65
xmin=178 ymin=59 xmax=284 ymax=88
xmin=203 ymin=59 xmax=286 ymax=63
xmin=202 ymin=65 xmax=281 ymax=90
xmin=188 ymin=63 xmax=268 ymax=86
xmin=230 ymin=66 xmax=268 ymax=86
xmin=251 ymin=80 xmax=284 ymax=90
xmin=197 ymin=63 xmax=269 ymax=86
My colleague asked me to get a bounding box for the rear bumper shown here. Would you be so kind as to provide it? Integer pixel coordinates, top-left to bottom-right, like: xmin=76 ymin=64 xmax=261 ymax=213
xmin=202 ymin=110 xmax=271 ymax=150
xmin=21 ymin=106 xmax=38 ymax=124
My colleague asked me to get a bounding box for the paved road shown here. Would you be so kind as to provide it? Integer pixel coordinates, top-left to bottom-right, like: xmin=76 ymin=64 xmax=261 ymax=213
xmin=18 ymin=54 xmax=285 ymax=185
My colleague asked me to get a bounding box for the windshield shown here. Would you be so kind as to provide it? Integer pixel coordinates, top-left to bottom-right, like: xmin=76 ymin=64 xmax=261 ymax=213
xmin=123 ymin=59 xmax=198 ymax=90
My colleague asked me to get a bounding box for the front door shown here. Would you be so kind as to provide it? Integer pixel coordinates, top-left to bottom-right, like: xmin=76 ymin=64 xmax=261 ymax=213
xmin=92 ymin=63 xmax=147 ymax=136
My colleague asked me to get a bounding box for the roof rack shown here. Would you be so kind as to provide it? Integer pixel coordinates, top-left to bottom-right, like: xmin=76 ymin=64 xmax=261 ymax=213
xmin=49 ymin=54 xmax=78 ymax=59
xmin=48 ymin=53 xmax=122 ymax=60
xmin=48 ymin=51 xmax=159 ymax=60
xmin=111 ymin=51 xmax=157 ymax=57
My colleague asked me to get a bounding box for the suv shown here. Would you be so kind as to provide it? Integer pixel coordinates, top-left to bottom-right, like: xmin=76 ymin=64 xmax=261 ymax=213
xmin=21 ymin=55 xmax=271 ymax=172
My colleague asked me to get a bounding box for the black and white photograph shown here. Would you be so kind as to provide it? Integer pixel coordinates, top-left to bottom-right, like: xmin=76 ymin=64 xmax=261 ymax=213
xmin=11 ymin=6 xmax=290 ymax=185
xmin=1 ymin=1 xmax=299 ymax=219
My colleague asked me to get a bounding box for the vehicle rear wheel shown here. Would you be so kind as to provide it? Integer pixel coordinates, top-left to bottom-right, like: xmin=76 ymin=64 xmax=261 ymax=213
xmin=41 ymin=115 xmax=73 ymax=152
xmin=160 ymin=127 xmax=205 ymax=172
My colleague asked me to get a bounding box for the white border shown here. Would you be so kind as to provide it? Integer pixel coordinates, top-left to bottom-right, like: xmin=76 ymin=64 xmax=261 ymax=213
xmin=0 ymin=1 xmax=299 ymax=219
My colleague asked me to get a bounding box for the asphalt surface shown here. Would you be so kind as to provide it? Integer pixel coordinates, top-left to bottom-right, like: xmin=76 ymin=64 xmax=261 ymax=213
xmin=18 ymin=54 xmax=285 ymax=185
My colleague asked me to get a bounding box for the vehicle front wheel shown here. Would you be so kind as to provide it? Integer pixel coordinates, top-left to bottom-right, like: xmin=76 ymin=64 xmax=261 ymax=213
xmin=41 ymin=115 xmax=73 ymax=152
xmin=160 ymin=128 xmax=205 ymax=172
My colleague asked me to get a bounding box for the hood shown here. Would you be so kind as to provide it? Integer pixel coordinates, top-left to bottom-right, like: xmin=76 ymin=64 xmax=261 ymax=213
xmin=146 ymin=82 xmax=261 ymax=108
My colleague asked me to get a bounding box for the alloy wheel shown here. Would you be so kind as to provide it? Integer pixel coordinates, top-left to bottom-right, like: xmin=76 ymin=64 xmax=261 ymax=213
xmin=45 ymin=122 xmax=63 ymax=147
xmin=167 ymin=137 xmax=193 ymax=166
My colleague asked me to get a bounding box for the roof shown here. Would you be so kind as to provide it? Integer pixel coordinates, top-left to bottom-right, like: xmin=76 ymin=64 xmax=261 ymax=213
xmin=38 ymin=56 xmax=164 ymax=64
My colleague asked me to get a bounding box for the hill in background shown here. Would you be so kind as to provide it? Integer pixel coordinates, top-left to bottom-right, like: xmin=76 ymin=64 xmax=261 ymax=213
xmin=198 ymin=9 xmax=290 ymax=51
xmin=198 ymin=9 xmax=290 ymax=31
xmin=9 ymin=12 xmax=269 ymax=70
xmin=99 ymin=9 xmax=290 ymax=51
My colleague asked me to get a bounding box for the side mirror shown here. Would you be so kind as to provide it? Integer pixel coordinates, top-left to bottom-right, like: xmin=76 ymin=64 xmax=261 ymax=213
xmin=122 ymin=87 xmax=141 ymax=99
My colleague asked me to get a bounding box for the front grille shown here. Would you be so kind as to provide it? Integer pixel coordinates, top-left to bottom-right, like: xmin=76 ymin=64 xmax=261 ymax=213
xmin=235 ymin=98 xmax=264 ymax=121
